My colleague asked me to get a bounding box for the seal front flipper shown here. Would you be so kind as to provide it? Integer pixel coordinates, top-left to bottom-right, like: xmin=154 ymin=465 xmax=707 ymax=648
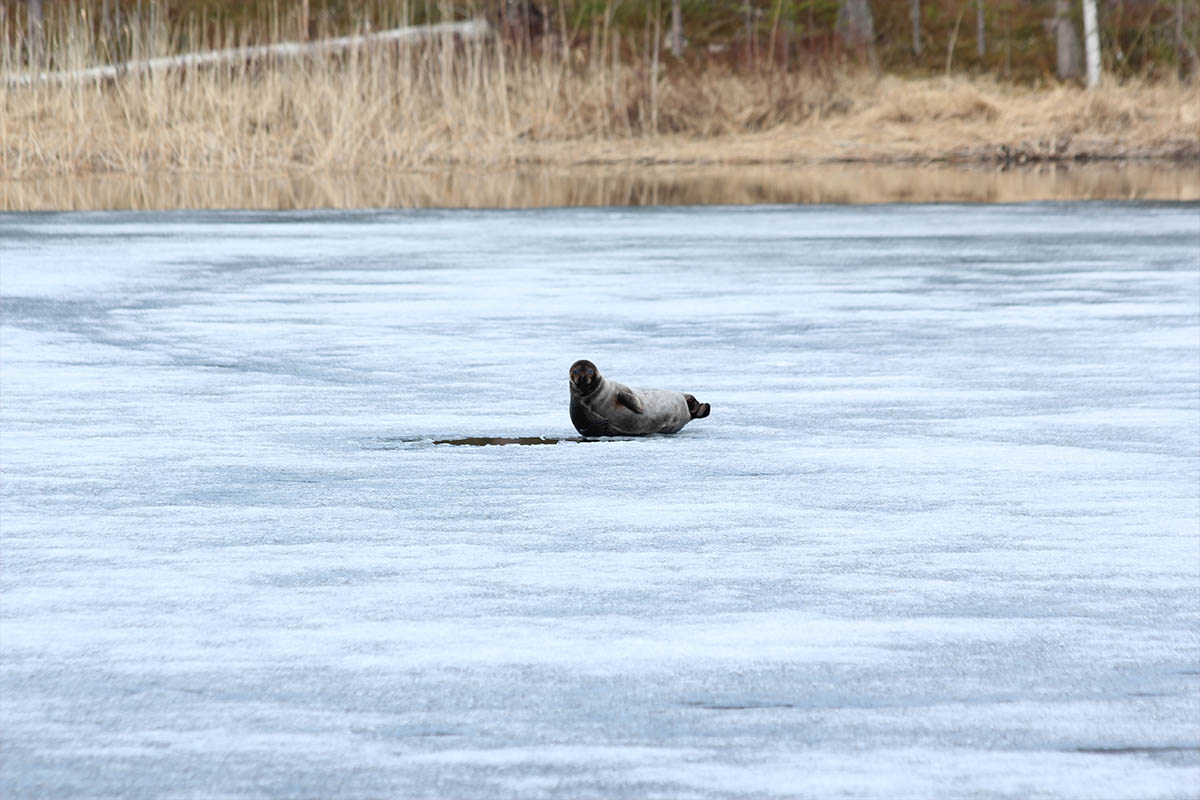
xmin=572 ymin=411 xmax=611 ymax=437
xmin=570 ymin=394 xmax=610 ymax=437
xmin=577 ymin=419 xmax=612 ymax=437
xmin=616 ymin=390 xmax=644 ymax=414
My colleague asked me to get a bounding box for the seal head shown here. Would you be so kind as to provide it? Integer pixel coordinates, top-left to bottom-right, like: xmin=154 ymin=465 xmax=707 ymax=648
xmin=569 ymin=359 xmax=602 ymax=396
xmin=569 ymin=359 xmax=612 ymax=436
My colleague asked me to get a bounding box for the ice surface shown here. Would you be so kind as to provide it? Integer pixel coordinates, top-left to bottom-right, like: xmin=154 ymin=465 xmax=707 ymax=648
xmin=2 ymin=204 xmax=1198 ymax=799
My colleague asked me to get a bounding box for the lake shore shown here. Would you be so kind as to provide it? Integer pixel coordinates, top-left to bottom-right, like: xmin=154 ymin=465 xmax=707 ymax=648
xmin=3 ymin=162 xmax=1197 ymax=212
xmin=5 ymin=27 xmax=1197 ymax=212
xmin=501 ymin=76 xmax=1200 ymax=169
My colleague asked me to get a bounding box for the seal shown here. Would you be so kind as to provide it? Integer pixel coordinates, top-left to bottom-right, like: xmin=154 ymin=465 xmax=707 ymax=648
xmin=568 ymin=359 xmax=710 ymax=437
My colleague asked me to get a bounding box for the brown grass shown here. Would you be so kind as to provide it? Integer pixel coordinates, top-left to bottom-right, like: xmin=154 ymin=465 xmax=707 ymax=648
xmin=2 ymin=17 xmax=1198 ymax=181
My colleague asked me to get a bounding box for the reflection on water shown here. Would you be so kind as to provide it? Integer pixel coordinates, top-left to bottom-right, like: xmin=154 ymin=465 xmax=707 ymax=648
xmin=3 ymin=163 xmax=1196 ymax=211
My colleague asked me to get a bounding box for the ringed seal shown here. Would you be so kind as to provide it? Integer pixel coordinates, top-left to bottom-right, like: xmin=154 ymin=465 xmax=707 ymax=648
xmin=568 ymin=360 xmax=710 ymax=437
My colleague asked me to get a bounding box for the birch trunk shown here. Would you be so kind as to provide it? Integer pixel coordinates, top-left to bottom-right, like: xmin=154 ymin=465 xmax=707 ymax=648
xmin=836 ymin=0 xmax=876 ymax=70
xmin=1081 ymin=0 xmax=1100 ymax=88
xmin=8 ymin=20 xmax=490 ymax=87
xmin=670 ymin=0 xmax=682 ymax=57
xmin=1052 ymin=0 xmax=1081 ymax=81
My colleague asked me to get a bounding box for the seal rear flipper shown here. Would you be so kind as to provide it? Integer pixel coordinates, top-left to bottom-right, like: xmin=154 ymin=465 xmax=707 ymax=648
xmin=616 ymin=390 xmax=644 ymax=414
xmin=685 ymin=394 xmax=711 ymax=419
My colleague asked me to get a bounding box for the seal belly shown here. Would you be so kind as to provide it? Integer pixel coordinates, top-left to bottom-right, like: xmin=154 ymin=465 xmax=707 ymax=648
xmin=605 ymin=385 xmax=691 ymax=435
xmin=639 ymin=388 xmax=692 ymax=434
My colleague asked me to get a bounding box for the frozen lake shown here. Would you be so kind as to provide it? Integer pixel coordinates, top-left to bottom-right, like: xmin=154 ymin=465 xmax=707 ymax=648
xmin=2 ymin=204 xmax=1198 ymax=798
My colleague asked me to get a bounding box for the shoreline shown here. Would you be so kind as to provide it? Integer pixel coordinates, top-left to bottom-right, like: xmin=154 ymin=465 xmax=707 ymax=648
xmin=4 ymin=161 xmax=1197 ymax=212
xmin=486 ymin=117 xmax=1198 ymax=171
xmin=7 ymin=108 xmax=1195 ymax=179
xmin=514 ymin=146 xmax=1200 ymax=168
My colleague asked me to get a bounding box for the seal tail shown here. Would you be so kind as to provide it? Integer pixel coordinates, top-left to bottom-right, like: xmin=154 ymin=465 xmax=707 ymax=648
xmin=685 ymin=394 xmax=711 ymax=420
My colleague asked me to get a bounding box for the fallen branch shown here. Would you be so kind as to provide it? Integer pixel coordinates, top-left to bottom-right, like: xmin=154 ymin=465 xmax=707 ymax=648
xmin=5 ymin=19 xmax=489 ymax=88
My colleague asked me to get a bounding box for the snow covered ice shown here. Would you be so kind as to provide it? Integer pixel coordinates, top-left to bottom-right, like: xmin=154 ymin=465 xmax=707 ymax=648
xmin=1 ymin=203 xmax=1198 ymax=798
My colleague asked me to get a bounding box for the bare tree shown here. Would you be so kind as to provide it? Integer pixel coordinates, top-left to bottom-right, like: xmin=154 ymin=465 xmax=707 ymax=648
xmin=744 ymin=0 xmax=754 ymax=63
xmin=1081 ymin=0 xmax=1100 ymax=87
xmin=1048 ymin=0 xmax=1081 ymax=81
xmin=911 ymin=0 xmax=921 ymax=56
xmin=670 ymin=0 xmax=683 ymax=57
xmin=836 ymin=0 xmax=876 ymax=69
xmin=27 ymin=0 xmax=44 ymax=68
xmin=99 ymin=0 xmax=120 ymax=60
xmin=1178 ymin=0 xmax=1197 ymax=74
xmin=977 ymin=1 xmax=985 ymax=59
xmin=1179 ymin=0 xmax=1185 ymax=67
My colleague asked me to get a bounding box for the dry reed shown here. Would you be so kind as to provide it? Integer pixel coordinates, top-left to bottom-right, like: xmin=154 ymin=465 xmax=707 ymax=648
xmin=2 ymin=11 xmax=1197 ymax=181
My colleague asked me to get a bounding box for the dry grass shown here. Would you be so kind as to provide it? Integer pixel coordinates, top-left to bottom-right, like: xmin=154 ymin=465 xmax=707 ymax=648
xmin=829 ymin=75 xmax=1200 ymax=162
xmin=2 ymin=17 xmax=1198 ymax=181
